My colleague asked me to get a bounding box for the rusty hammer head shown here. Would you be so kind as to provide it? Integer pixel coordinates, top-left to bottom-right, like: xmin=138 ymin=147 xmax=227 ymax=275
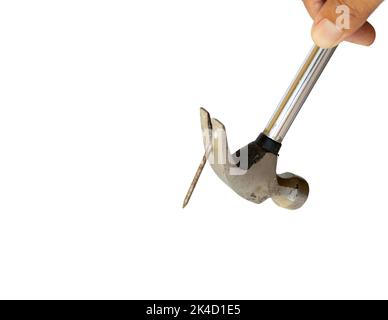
xmin=200 ymin=108 xmax=309 ymax=210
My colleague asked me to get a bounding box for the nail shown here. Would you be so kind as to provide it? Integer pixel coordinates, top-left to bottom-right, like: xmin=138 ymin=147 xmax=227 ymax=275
xmin=312 ymin=19 xmax=343 ymax=48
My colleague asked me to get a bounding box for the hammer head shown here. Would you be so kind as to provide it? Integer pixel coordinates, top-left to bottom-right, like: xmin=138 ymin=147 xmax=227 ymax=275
xmin=200 ymin=108 xmax=309 ymax=210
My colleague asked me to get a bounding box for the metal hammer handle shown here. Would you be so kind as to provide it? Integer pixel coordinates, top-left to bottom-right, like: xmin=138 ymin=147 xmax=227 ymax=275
xmin=264 ymin=45 xmax=337 ymax=143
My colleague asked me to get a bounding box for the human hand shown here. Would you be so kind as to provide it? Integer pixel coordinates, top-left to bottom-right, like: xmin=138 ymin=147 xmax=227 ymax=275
xmin=303 ymin=0 xmax=384 ymax=48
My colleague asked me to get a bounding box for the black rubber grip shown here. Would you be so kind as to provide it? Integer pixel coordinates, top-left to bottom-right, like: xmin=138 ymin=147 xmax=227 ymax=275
xmin=255 ymin=133 xmax=282 ymax=155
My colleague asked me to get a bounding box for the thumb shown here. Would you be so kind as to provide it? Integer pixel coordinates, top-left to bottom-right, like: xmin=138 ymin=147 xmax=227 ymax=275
xmin=311 ymin=0 xmax=383 ymax=48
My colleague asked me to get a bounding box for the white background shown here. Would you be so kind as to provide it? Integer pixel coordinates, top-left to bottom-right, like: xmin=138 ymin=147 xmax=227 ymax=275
xmin=0 ymin=0 xmax=387 ymax=299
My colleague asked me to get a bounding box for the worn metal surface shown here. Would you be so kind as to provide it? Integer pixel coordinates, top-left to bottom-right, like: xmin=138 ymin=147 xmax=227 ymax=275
xmin=200 ymin=108 xmax=309 ymax=210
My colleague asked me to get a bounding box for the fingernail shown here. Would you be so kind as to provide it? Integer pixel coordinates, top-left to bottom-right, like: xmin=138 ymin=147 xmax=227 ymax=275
xmin=312 ymin=19 xmax=343 ymax=48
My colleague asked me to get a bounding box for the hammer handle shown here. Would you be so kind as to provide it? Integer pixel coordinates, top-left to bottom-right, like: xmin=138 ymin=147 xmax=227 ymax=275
xmin=264 ymin=45 xmax=337 ymax=143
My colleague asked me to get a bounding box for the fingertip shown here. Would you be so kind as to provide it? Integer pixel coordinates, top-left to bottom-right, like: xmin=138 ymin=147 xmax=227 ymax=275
xmin=311 ymin=19 xmax=343 ymax=48
xmin=345 ymin=22 xmax=376 ymax=46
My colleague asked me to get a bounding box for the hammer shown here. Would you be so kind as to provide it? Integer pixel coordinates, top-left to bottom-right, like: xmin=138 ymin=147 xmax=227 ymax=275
xmin=183 ymin=45 xmax=336 ymax=209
